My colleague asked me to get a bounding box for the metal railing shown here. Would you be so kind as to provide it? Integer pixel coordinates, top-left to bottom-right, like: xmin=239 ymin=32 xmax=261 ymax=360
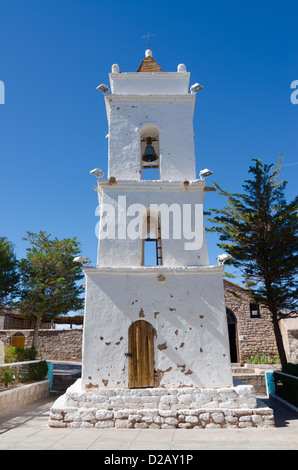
xmin=265 ymin=370 xmax=298 ymax=409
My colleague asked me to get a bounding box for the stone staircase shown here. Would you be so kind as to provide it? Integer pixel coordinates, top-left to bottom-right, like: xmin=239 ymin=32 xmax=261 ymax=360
xmin=50 ymin=362 xmax=82 ymax=396
xmin=232 ymin=363 xmax=281 ymax=396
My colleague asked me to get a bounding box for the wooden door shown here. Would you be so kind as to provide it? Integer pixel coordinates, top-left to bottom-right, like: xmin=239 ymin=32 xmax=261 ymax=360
xmin=128 ymin=320 xmax=154 ymax=388
xmin=11 ymin=336 xmax=25 ymax=349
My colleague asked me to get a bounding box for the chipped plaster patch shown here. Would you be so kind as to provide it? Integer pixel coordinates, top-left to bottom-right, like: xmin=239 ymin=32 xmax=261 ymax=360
xmin=139 ymin=308 xmax=145 ymax=318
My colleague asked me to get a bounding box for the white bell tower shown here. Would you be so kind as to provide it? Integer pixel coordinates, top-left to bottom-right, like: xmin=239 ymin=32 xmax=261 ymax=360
xmin=85 ymin=49 xmax=233 ymax=388
xmin=49 ymin=49 xmax=273 ymax=430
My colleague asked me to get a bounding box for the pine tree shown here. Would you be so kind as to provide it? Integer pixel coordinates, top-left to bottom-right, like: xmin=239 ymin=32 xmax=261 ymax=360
xmin=0 ymin=237 xmax=19 ymax=307
xmin=208 ymin=157 xmax=298 ymax=370
xmin=17 ymin=231 xmax=85 ymax=347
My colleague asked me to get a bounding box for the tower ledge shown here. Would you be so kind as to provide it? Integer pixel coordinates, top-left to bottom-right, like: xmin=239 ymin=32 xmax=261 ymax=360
xmin=83 ymin=265 xmax=225 ymax=275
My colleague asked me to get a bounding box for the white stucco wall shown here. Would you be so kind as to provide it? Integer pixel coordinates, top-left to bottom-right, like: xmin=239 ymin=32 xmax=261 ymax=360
xmin=104 ymin=82 xmax=196 ymax=182
xmin=96 ymin=180 xmax=209 ymax=268
xmin=81 ymin=266 xmax=233 ymax=389
xmin=109 ymin=72 xmax=190 ymax=95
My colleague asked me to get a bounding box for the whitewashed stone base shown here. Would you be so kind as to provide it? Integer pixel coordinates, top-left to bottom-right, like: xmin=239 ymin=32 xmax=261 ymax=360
xmin=48 ymin=379 xmax=274 ymax=429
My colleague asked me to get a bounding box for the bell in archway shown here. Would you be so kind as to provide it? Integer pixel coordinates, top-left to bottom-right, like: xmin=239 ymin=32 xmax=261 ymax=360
xmin=142 ymin=137 xmax=158 ymax=163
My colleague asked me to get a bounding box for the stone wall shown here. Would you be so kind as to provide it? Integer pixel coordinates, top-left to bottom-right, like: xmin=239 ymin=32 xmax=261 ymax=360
xmin=36 ymin=329 xmax=82 ymax=362
xmin=224 ymin=280 xmax=278 ymax=363
xmin=232 ymin=374 xmax=266 ymax=395
xmin=0 ymin=329 xmax=83 ymax=362
xmin=49 ymin=380 xmax=275 ymax=429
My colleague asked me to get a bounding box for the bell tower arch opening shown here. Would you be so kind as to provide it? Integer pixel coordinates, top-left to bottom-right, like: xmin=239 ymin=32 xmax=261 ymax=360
xmin=140 ymin=124 xmax=160 ymax=180
xmin=141 ymin=207 xmax=162 ymax=266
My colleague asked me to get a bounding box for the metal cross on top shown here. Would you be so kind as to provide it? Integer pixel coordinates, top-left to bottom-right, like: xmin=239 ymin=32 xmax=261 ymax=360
xmin=142 ymin=32 xmax=156 ymax=49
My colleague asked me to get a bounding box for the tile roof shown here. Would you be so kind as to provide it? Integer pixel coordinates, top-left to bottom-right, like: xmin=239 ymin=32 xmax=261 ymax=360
xmin=136 ymin=55 xmax=163 ymax=72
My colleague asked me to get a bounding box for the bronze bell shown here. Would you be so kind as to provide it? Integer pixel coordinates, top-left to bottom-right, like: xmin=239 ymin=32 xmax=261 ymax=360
xmin=142 ymin=137 xmax=158 ymax=163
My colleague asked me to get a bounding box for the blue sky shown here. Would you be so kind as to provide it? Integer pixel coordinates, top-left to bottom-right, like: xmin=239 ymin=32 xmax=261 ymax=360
xmin=0 ymin=0 xmax=297 ymax=280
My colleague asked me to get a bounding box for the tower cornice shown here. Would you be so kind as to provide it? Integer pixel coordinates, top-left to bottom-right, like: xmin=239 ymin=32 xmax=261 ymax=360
xmin=105 ymin=94 xmax=195 ymax=102
xmin=94 ymin=179 xmax=206 ymax=193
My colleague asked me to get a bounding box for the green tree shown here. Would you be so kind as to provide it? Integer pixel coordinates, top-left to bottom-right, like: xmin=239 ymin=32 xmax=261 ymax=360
xmin=17 ymin=231 xmax=85 ymax=347
xmin=0 ymin=237 xmax=19 ymax=307
xmin=208 ymin=157 xmax=298 ymax=370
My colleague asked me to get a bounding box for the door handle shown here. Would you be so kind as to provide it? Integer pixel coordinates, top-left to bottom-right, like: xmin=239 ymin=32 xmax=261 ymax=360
xmin=125 ymin=353 xmax=133 ymax=358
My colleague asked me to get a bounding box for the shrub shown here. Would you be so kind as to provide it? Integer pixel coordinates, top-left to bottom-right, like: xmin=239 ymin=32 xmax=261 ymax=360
xmin=15 ymin=347 xmax=37 ymax=362
xmin=0 ymin=366 xmax=14 ymax=389
xmin=20 ymin=360 xmax=48 ymax=382
xmin=4 ymin=346 xmax=18 ymax=363
xmin=1 ymin=346 xmax=47 ymax=388
xmin=4 ymin=346 xmax=38 ymax=363
xmin=247 ymin=352 xmax=280 ymax=364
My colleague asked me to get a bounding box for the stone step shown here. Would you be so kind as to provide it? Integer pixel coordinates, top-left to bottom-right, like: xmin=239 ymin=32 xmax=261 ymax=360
xmin=52 ymin=376 xmax=78 ymax=390
xmin=49 ymin=382 xmax=275 ymax=429
xmin=232 ymin=367 xmax=249 ymax=373
xmin=52 ymin=372 xmax=81 ymax=392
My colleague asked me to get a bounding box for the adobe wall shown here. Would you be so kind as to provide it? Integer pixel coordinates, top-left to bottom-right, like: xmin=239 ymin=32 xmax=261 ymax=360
xmin=82 ymin=267 xmax=233 ymax=389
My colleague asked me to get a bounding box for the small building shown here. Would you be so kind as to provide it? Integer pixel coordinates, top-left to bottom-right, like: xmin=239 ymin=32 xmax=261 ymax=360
xmin=0 ymin=309 xmax=51 ymax=348
xmin=0 ymin=309 xmax=51 ymax=331
xmin=224 ymin=279 xmax=298 ymax=365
